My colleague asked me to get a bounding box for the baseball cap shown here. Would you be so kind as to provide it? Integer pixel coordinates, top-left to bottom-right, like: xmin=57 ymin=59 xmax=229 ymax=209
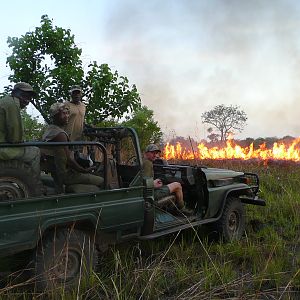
xmin=49 ymin=102 xmax=67 ymax=117
xmin=70 ymin=85 xmax=82 ymax=93
xmin=13 ymin=82 xmax=36 ymax=96
xmin=145 ymin=144 xmax=161 ymax=153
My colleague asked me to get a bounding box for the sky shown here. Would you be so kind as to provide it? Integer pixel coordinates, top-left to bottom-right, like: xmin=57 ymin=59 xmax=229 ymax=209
xmin=1 ymin=0 xmax=300 ymax=141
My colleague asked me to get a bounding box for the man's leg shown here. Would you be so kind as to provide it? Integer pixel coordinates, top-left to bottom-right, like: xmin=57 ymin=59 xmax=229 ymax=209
xmin=168 ymin=182 xmax=193 ymax=215
xmin=21 ymin=146 xmax=41 ymax=180
xmin=167 ymin=182 xmax=184 ymax=208
xmin=154 ymin=185 xmax=171 ymax=200
xmin=64 ymin=172 xmax=104 ymax=187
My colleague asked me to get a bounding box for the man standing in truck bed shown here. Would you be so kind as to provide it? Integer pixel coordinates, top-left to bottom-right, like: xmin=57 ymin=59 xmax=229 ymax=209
xmin=0 ymin=82 xmax=40 ymax=180
xmin=63 ymin=85 xmax=86 ymax=141
xmin=143 ymin=144 xmax=192 ymax=215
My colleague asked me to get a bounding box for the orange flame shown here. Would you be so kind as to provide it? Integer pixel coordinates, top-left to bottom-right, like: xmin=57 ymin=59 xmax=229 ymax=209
xmin=163 ymin=138 xmax=300 ymax=161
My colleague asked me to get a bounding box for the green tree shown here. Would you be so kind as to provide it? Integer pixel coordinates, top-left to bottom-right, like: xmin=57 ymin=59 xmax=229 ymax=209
xmin=84 ymin=63 xmax=140 ymax=124
xmin=21 ymin=110 xmax=46 ymax=140
xmin=122 ymin=106 xmax=163 ymax=151
xmin=201 ymin=104 xmax=247 ymax=141
xmin=6 ymin=15 xmax=83 ymax=123
xmin=5 ymin=15 xmax=140 ymax=124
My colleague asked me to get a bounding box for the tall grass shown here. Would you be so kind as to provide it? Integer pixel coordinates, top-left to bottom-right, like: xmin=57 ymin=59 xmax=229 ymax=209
xmin=1 ymin=160 xmax=300 ymax=299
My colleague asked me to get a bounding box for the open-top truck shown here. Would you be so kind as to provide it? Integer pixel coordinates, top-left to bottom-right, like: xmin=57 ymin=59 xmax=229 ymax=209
xmin=0 ymin=127 xmax=265 ymax=291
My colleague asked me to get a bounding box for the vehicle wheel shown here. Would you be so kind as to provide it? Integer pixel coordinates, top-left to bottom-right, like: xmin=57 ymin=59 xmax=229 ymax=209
xmin=34 ymin=228 xmax=98 ymax=292
xmin=212 ymin=197 xmax=245 ymax=242
xmin=0 ymin=160 xmax=41 ymax=200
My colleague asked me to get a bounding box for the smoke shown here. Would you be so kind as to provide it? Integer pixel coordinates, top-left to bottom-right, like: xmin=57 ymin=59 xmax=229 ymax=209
xmin=100 ymin=0 xmax=300 ymax=139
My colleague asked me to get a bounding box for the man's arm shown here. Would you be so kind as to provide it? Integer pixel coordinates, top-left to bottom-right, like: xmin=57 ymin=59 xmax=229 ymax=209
xmin=5 ymin=101 xmax=23 ymax=143
xmin=53 ymin=132 xmax=91 ymax=173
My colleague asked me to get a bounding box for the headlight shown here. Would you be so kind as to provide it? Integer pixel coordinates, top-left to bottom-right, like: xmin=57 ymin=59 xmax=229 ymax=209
xmin=239 ymin=176 xmax=251 ymax=185
xmin=210 ymin=178 xmax=234 ymax=187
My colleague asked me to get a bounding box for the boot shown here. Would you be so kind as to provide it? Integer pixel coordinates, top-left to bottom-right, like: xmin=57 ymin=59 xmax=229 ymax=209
xmin=179 ymin=206 xmax=194 ymax=216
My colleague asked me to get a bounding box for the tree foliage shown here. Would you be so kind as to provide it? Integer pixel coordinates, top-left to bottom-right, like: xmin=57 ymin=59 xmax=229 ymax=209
xmin=207 ymin=132 xmax=220 ymax=143
xmin=84 ymin=63 xmax=140 ymax=124
xmin=5 ymin=15 xmax=140 ymax=124
xmin=122 ymin=106 xmax=163 ymax=151
xmin=6 ymin=15 xmax=83 ymax=123
xmin=21 ymin=109 xmax=46 ymax=140
xmin=201 ymin=104 xmax=247 ymax=141
xmin=206 ymin=127 xmax=220 ymax=143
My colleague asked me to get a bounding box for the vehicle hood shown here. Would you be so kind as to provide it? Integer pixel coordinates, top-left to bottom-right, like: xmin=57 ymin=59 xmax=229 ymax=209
xmin=201 ymin=168 xmax=244 ymax=180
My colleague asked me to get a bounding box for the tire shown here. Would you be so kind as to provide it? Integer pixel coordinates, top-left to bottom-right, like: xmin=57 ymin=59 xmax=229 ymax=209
xmin=34 ymin=228 xmax=98 ymax=292
xmin=0 ymin=160 xmax=41 ymax=200
xmin=211 ymin=197 xmax=246 ymax=242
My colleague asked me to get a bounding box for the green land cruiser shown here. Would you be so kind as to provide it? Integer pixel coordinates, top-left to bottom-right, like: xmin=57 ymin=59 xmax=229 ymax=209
xmin=0 ymin=127 xmax=265 ymax=290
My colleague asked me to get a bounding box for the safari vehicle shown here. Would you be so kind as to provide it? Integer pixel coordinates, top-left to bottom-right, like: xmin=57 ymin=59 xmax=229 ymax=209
xmin=0 ymin=127 xmax=266 ymax=291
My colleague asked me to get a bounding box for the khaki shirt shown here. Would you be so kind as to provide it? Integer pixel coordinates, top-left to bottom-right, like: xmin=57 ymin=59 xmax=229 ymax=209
xmin=0 ymin=95 xmax=24 ymax=159
xmin=63 ymin=101 xmax=86 ymax=141
xmin=42 ymin=124 xmax=69 ymax=179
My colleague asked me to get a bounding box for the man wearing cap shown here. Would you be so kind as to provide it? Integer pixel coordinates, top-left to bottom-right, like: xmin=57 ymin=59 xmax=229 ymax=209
xmin=0 ymin=82 xmax=40 ymax=179
xmin=42 ymin=102 xmax=103 ymax=190
xmin=63 ymin=85 xmax=86 ymax=141
xmin=143 ymin=144 xmax=192 ymax=215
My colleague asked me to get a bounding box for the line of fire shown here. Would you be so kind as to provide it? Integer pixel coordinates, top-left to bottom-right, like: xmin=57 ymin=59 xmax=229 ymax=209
xmin=163 ymin=136 xmax=300 ymax=162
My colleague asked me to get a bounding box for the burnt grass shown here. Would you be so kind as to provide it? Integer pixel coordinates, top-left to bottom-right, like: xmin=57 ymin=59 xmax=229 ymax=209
xmin=0 ymin=159 xmax=300 ymax=299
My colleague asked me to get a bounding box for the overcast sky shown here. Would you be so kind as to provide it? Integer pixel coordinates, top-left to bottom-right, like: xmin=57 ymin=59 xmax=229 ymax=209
xmin=1 ymin=0 xmax=300 ymax=140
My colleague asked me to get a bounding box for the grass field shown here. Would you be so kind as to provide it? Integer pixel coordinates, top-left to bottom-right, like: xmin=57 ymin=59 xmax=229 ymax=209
xmin=0 ymin=159 xmax=300 ymax=299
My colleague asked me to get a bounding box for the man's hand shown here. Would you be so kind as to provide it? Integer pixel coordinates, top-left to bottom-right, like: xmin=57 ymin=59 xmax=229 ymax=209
xmin=84 ymin=165 xmax=97 ymax=173
xmin=154 ymin=178 xmax=163 ymax=188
